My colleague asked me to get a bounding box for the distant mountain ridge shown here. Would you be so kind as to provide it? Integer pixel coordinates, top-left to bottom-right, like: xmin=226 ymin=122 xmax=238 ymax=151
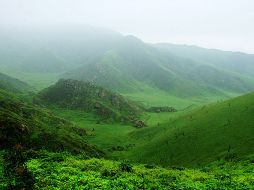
xmin=0 ymin=25 xmax=254 ymax=102
xmin=155 ymin=43 xmax=254 ymax=77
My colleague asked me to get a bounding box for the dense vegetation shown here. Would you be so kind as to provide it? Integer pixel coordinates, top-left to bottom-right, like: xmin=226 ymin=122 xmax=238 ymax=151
xmin=0 ymin=26 xmax=254 ymax=189
xmin=25 ymin=152 xmax=254 ymax=190
xmin=37 ymin=79 xmax=142 ymax=124
xmin=0 ymin=89 xmax=103 ymax=155
xmin=1 ymin=70 xmax=254 ymax=189
xmin=0 ymin=88 xmax=103 ymax=189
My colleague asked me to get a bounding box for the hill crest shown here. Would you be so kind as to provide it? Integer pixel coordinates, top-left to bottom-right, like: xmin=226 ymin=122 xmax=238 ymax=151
xmin=37 ymin=79 xmax=143 ymax=123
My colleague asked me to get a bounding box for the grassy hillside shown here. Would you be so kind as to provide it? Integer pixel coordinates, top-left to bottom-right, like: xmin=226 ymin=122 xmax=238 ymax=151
xmin=46 ymin=91 xmax=254 ymax=168
xmin=0 ymin=87 xmax=106 ymax=189
xmin=64 ymin=39 xmax=253 ymax=98
xmin=0 ymin=88 xmax=253 ymax=189
xmin=0 ymin=72 xmax=32 ymax=93
xmin=120 ymin=92 xmax=254 ymax=167
xmin=0 ymin=89 xmax=103 ymax=155
xmin=1 ymin=25 xmax=254 ymax=107
xmin=1 ymin=25 xmax=254 ymax=190
xmin=156 ymin=43 xmax=254 ymax=77
xmin=121 ymin=86 xmax=239 ymax=109
xmin=0 ymin=59 xmax=61 ymax=90
xmin=37 ymin=79 xmax=143 ymax=123
xmin=47 ymin=107 xmax=136 ymax=152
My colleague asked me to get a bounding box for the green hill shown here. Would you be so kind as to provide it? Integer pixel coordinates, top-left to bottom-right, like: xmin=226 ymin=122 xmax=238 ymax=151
xmin=1 ymin=85 xmax=253 ymax=189
xmin=0 ymin=89 xmax=103 ymax=155
xmin=1 ymin=25 xmax=254 ymax=107
xmin=64 ymin=36 xmax=252 ymax=94
xmin=64 ymin=36 xmax=253 ymax=97
xmin=61 ymin=33 xmax=254 ymax=102
xmin=155 ymin=43 xmax=254 ymax=78
xmin=36 ymin=79 xmax=143 ymax=123
xmin=122 ymin=92 xmax=254 ymax=167
xmin=1 ymin=25 xmax=254 ymax=189
xmin=0 ymin=72 xmax=31 ymax=93
xmin=0 ymin=88 xmax=105 ymax=189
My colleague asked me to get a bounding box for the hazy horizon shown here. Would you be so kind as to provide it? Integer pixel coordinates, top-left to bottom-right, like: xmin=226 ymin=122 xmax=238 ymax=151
xmin=0 ymin=0 xmax=254 ymax=54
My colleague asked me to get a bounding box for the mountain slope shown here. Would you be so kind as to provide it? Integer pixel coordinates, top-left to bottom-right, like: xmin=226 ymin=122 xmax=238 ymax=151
xmin=36 ymin=79 xmax=142 ymax=123
xmin=123 ymin=92 xmax=254 ymax=167
xmin=0 ymin=89 xmax=103 ymax=156
xmin=18 ymin=49 xmax=69 ymax=73
xmin=1 ymin=25 xmax=254 ymax=104
xmin=156 ymin=43 xmax=254 ymax=77
xmin=0 ymin=87 xmax=104 ymax=189
xmin=63 ymin=32 xmax=254 ymax=99
xmin=0 ymin=72 xmax=31 ymax=93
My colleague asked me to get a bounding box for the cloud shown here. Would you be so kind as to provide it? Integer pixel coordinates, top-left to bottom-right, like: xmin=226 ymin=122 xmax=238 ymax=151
xmin=0 ymin=0 xmax=253 ymax=53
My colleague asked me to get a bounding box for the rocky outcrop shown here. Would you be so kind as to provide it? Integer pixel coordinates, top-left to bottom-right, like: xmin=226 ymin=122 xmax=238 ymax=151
xmin=133 ymin=120 xmax=146 ymax=128
xmin=147 ymin=106 xmax=177 ymax=113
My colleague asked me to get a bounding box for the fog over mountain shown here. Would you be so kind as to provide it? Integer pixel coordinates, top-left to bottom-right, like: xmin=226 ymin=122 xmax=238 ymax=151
xmin=1 ymin=1 xmax=254 ymax=189
xmin=0 ymin=25 xmax=253 ymax=108
xmin=0 ymin=0 xmax=254 ymax=53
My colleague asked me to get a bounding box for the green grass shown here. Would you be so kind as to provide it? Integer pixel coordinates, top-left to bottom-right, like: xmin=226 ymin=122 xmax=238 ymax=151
xmin=50 ymin=92 xmax=254 ymax=168
xmin=49 ymin=107 xmax=135 ymax=151
xmin=47 ymin=107 xmax=187 ymax=155
xmin=14 ymin=72 xmax=60 ymax=91
xmin=1 ymin=71 xmax=254 ymax=189
xmin=122 ymin=85 xmax=241 ymax=109
xmin=123 ymin=90 xmax=195 ymax=109
xmin=1 ymin=78 xmax=254 ymax=190
xmin=119 ymin=92 xmax=254 ymax=167
xmin=0 ymin=89 xmax=103 ymax=156
xmin=141 ymin=111 xmax=187 ymax=126
xmin=0 ymin=68 xmax=61 ymax=91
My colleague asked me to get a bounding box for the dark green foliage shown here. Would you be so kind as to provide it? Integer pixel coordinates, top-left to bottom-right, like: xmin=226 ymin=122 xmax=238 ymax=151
xmin=2 ymin=148 xmax=35 ymax=189
xmin=0 ymin=89 xmax=104 ymax=189
xmin=1 ymin=25 xmax=254 ymax=189
xmin=0 ymin=92 xmax=34 ymax=189
xmin=0 ymin=89 xmax=104 ymax=156
xmin=26 ymin=153 xmax=254 ymax=189
xmin=37 ymin=79 xmax=142 ymax=123
xmin=119 ymin=161 xmax=133 ymax=172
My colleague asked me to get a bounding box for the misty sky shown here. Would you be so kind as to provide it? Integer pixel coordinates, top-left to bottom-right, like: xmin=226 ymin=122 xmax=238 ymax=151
xmin=0 ymin=0 xmax=254 ymax=53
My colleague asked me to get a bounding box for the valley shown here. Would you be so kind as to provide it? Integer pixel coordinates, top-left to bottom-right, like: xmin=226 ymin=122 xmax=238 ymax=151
xmin=0 ymin=25 xmax=254 ymax=189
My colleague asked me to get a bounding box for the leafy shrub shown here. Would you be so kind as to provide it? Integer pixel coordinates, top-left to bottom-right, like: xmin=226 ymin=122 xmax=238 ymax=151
xmin=26 ymin=152 xmax=254 ymax=190
xmin=120 ymin=161 xmax=133 ymax=172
